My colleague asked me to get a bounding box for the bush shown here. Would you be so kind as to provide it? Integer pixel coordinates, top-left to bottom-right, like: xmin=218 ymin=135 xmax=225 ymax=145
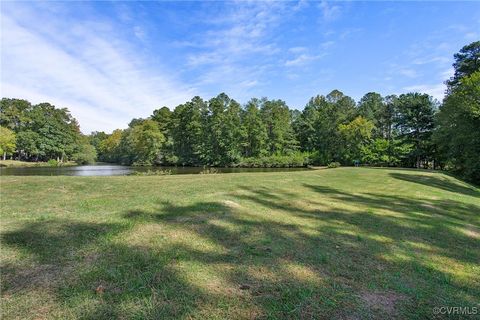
xmin=238 ymin=152 xmax=311 ymax=168
xmin=129 ymin=169 xmax=172 ymax=176
xmin=72 ymin=144 xmax=97 ymax=165
xmin=131 ymin=161 xmax=154 ymax=167
xmin=199 ymin=167 xmax=219 ymax=174
xmin=47 ymin=159 xmax=59 ymax=167
xmin=327 ymin=162 xmax=341 ymax=168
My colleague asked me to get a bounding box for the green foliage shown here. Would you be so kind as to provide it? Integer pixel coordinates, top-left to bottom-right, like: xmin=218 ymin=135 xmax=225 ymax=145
xmin=242 ymin=99 xmax=268 ymax=157
xmin=361 ymin=138 xmax=412 ymax=167
xmin=295 ymin=90 xmax=356 ymax=163
xmin=261 ymin=98 xmax=298 ymax=155
xmin=151 ymin=106 xmax=172 ymax=134
xmin=171 ymin=97 xmax=205 ymax=165
xmin=28 ymin=103 xmax=81 ymax=161
xmin=98 ymin=129 xmax=123 ymax=163
xmin=47 ymin=159 xmax=59 ymax=167
xmin=447 ymin=41 xmax=480 ymax=89
xmin=338 ymin=116 xmax=374 ymax=163
xmin=88 ymin=131 xmax=108 ymax=159
xmin=72 ymin=141 xmax=97 ymax=165
xmin=0 ymin=99 xmax=88 ymax=162
xmin=395 ymin=93 xmax=436 ymax=168
xmin=199 ymin=167 xmax=219 ymax=174
xmin=0 ymin=98 xmax=31 ymax=131
xmin=0 ymin=126 xmax=16 ymax=159
xmin=202 ymin=93 xmax=244 ymax=165
xmin=129 ymin=169 xmax=172 ymax=176
xmin=122 ymin=119 xmax=165 ymax=165
xmin=16 ymin=130 xmax=42 ymax=159
xmin=435 ymin=71 xmax=480 ymax=182
xmin=239 ymin=152 xmax=311 ymax=168
xmin=357 ymin=92 xmax=384 ymax=132
xmin=327 ymin=162 xmax=341 ymax=168
xmin=357 ymin=92 xmax=397 ymax=140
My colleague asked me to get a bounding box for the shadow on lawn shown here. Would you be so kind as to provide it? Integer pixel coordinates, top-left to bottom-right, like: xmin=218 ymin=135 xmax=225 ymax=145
xmin=1 ymin=219 xmax=209 ymax=319
xmin=389 ymin=172 xmax=479 ymax=197
xmin=2 ymin=183 xmax=479 ymax=319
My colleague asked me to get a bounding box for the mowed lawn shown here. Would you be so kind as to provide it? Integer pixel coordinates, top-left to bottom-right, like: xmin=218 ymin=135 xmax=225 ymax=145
xmin=1 ymin=168 xmax=479 ymax=319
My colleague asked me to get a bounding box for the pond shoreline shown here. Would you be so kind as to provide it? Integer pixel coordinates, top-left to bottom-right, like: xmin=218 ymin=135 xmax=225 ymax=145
xmin=0 ymin=163 xmax=312 ymax=176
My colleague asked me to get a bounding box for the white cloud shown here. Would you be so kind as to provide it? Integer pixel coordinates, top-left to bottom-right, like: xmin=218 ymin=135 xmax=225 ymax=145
xmin=403 ymin=84 xmax=446 ymax=101
xmin=318 ymin=1 xmax=341 ymax=22
xmin=1 ymin=6 xmax=196 ymax=133
xmin=289 ymin=46 xmax=307 ymax=53
xmin=285 ymin=53 xmax=325 ymax=67
xmin=186 ymin=2 xmax=284 ymax=66
xmin=440 ymin=67 xmax=454 ymax=80
xmin=398 ymin=68 xmax=418 ymax=78
xmin=182 ymin=2 xmax=288 ymax=100
xmin=465 ymin=32 xmax=479 ymax=41
xmin=412 ymin=56 xmax=449 ymax=65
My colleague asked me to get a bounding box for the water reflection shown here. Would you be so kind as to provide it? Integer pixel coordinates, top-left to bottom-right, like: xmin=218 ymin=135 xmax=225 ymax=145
xmin=0 ymin=164 xmax=309 ymax=176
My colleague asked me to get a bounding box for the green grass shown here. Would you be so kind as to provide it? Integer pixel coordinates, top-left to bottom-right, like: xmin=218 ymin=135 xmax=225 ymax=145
xmin=0 ymin=160 xmax=77 ymax=167
xmin=1 ymin=168 xmax=479 ymax=319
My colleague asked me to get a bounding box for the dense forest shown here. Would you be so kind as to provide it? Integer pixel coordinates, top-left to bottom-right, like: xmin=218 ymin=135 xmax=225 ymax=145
xmin=1 ymin=41 xmax=479 ymax=182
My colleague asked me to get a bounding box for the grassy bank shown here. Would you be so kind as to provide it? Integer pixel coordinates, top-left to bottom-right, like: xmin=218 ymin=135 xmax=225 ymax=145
xmin=1 ymin=168 xmax=479 ymax=319
xmin=0 ymin=160 xmax=77 ymax=168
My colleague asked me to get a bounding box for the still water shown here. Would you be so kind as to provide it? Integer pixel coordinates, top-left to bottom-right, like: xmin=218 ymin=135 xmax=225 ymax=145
xmin=0 ymin=164 xmax=309 ymax=176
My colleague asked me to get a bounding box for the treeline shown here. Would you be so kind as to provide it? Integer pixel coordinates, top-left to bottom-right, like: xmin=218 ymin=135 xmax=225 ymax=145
xmin=90 ymin=91 xmax=437 ymax=170
xmin=0 ymin=101 xmax=96 ymax=164
xmin=1 ymin=41 xmax=478 ymax=182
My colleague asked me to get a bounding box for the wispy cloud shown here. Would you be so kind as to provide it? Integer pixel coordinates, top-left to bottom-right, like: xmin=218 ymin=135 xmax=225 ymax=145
xmin=182 ymin=2 xmax=290 ymax=99
xmin=289 ymin=46 xmax=307 ymax=54
xmin=285 ymin=53 xmax=325 ymax=67
xmin=412 ymin=56 xmax=449 ymax=65
xmin=318 ymin=1 xmax=342 ymax=22
xmin=403 ymin=84 xmax=446 ymax=101
xmin=1 ymin=4 xmax=196 ymax=133
xmin=401 ymin=69 xmax=419 ymax=78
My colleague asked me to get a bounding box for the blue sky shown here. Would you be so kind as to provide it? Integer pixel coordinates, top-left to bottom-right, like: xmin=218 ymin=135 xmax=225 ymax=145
xmin=1 ymin=1 xmax=479 ymax=133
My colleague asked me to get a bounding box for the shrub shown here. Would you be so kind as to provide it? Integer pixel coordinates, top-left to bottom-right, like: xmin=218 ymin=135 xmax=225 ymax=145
xmin=199 ymin=167 xmax=219 ymax=174
xmin=238 ymin=152 xmax=311 ymax=168
xmin=130 ymin=169 xmax=172 ymax=176
xmin=327 ymin=162 xmax=341 ymax=168
xmin=132 ymin=161 xmax=153 ymax=167
xmin=47 ymin=159 xmax=59 ymax=167
xmin=72 ymin=144 xmax=97 ymax=165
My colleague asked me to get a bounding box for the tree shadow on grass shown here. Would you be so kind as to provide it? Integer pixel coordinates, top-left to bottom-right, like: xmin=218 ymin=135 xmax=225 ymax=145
xmin=0 ymin=220 xmax=209 ymax=319
xmin=2 ymin=185 xmax=479 ymax=319
xmin=389 ymin=172 xmax=479 ymax=197
xmin=230 ymin=184 xmax=480 ymax=310
xmin=1 ymin=221 xmax=127 ymax=293
xmin=122 ymin=201 xmax=363 ymax=319
xmin=121 ymin=192 xmax=479 ymax=319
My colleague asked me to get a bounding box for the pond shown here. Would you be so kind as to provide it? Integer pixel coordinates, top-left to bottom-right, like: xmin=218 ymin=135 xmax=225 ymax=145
xmin=0 ymin=164 xmax=310 ymax=176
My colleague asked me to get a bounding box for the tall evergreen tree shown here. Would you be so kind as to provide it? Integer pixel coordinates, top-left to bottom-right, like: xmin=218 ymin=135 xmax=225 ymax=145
xmin=260 ymin=99 xmax=298 ymax=155
xmin=435 ymin=71 xmax=480 ymax=182
xmin=396 ymin=93 xmax=436 ymax=168
xmin=447 ymin=41 xmax=480 ymax=89
xmin=171 ymin=97 xmax=205 ymax=165
xmin=242 ymin=98 xmax=268 ymax=157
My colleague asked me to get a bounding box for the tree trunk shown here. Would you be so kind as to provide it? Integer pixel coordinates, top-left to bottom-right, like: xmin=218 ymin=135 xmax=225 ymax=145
xmin=3 ymin=152 xmax=6 ymax=161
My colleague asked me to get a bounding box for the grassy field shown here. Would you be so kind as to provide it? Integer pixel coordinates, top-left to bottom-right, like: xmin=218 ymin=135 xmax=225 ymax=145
xmin=1 ymin=168 xmax=479 ymax=319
